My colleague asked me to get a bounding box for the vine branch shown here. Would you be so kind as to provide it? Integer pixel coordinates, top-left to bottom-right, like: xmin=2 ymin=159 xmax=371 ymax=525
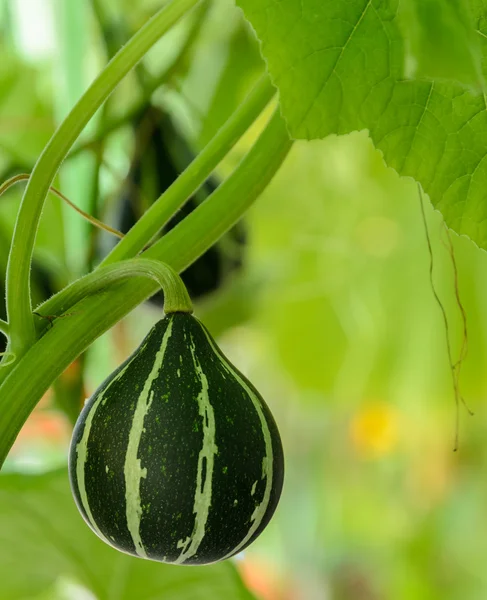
xmin=102 ymin=73 xmax=275 ymax=265
xmin=35 ymin=258 xmax=193 ymax=322
xmin=5 ymin=0 xmax=201 ymax=359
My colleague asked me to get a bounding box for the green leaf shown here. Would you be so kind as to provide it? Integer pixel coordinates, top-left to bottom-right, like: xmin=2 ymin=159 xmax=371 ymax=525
xmin=399 ymin=0 xmax=483 ymax=89
xmin=0 ymin=469 xmax=255 ymax=600
xmin=236 ymin=0 xmax=487 ymax=249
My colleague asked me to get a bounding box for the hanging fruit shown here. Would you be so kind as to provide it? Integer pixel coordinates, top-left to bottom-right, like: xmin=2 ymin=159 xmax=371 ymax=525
xmin=69 ymin=306 xmax=284 ymax=565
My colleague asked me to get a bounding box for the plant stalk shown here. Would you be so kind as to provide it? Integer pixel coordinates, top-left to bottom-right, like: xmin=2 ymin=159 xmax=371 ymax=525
xmin=36 ymin=258 xmax=192 ymax=320
xmin=102 ymin=74 xmax=275 ymax=265
xmin=5 ymin=0 xmax=200 ymax=359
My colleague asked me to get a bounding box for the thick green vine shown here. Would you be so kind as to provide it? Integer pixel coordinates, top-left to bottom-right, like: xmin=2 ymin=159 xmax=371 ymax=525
xmin=6 ymin=0 xmax=201 ymax=358
xmin=102 ymin=74 xmax=275 ymax=265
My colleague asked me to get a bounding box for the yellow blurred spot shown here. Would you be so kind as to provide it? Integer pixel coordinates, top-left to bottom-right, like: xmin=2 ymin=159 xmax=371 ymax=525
xmin=350 ymin=402 xmax=399 ymax=458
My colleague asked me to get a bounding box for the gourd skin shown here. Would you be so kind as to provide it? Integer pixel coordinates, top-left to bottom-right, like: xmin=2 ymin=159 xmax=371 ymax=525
xmin=69 ymin=313 xmax=284 ymax=565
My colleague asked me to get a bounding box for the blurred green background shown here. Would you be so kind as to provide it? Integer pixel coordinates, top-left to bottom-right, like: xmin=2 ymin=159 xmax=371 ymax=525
xmin=1 ymin=1 xmax=487 ymax=599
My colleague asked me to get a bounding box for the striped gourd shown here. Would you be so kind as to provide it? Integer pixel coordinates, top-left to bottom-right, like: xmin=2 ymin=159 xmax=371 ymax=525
xmin=69 ymin=312 xmax=284 ymax=565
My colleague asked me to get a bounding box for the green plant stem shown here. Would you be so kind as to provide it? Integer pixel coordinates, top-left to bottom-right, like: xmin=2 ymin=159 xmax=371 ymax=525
xmin=0 ymin=2 xmax=209 ymax=176
xmin=5 ymin=0 xmax=200 ymax=359
xmin=90 ymin=0 xmax=149 ymax=88
xmin=0 ymin=109 xmax=291 ymax=467
xmin=102 ymin=74 xmax=275 ymax=265
xmin=144 ymin=109 xmax=290 ymax=268
xmin=36 ymin=258 xmax=192 ymax=321
xmin=68 ymin=2 xmax=209 ymax=161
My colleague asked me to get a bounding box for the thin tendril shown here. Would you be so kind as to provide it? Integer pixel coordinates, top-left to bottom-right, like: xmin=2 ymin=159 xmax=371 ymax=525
xmin=0 ymin=174 xmax=124 ymax=239
xmin=0 ymin=352 xmax=16 ymax=367
xmin=417 ymin=184 xmax=467 ymax=451
xmin=439 ymin=223 xmax=473 ymax=417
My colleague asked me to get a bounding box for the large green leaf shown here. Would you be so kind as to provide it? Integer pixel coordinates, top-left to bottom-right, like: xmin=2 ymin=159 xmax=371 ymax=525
xmin=0 ymin=469 xmax=255 ymax=600
xmin=399 ymin=0 xmax=483 ymax=88
xmin=236 ymin=0 xmax=487 ymax=249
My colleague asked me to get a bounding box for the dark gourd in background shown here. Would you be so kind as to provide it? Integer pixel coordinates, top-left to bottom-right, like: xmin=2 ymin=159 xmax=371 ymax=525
xmin=116 ymin=107 xmax=246 ymax=301
xmin=69 ymin=312 xmax=284 ymax=564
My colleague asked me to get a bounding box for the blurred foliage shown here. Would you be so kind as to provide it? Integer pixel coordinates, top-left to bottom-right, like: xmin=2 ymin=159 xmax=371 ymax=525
xmin=0 ymin=469 xmax=255 ymax=600
xmin=2 ymin=1 xmax=487 ymax=600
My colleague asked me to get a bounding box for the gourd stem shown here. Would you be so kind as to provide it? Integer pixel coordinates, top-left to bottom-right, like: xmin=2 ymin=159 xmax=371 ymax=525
xmin=34 ymin=259 xmax=193 ymax=323
xmin=5 ymin=0 xmax=200 ymax=359
xmin=101 ymin=73 xmax=275 ymax=265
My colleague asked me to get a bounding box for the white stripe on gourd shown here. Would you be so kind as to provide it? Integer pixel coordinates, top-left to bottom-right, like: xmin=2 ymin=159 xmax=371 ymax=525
xmin=75 ymin=357 xmax=137 ymax=544
xmin=175 ymin=332 xmax=218 ymax=564
xmin=124 ymin=318 xmax=174 ymax=558
xmin=199 ymin=325 xmax=274 ymax=559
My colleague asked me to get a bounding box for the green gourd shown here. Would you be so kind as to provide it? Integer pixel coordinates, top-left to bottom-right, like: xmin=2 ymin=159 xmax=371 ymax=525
xmin=69 ymin=312 xmax=284 ymax=565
